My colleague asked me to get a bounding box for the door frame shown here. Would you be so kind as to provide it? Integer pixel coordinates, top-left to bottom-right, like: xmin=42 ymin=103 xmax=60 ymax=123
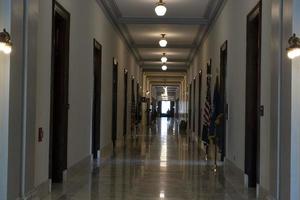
xmin=112 ymin=58 xmax=118 ymax=147
xmin=245 ymin=1 xmax=262 ymax=188
xmin=49 ymin=1 xmax=70 ymax=181
xmin=92 ymin=39 xmax=102 ymax=159
xmin=193 ymin=78 xmax=196 ymax=132
xmin=198 ymin=70 xmax=202 ymax=138
xmin=220 ymin=40 xmax=228 ymax=161
xmin=188 ymin=83 xmax=192 ymax=129
xmin=123 ymin=69 xmax=128 ymax=138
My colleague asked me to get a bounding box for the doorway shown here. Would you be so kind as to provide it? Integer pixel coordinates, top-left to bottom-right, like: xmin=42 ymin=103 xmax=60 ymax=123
xmin=219 ymin=41 xmax=228 ymax=161
xmin=161 ymin=101 xmax=171 ymax=116
xmin=123 ymin=70 xmax=128 ymax=138
xmin=49 ymin=1 xmax=70 ymax=183
xmin=92 ymin=39 xmax=102 ymax=159
xmin=188 ymin=83 xmax=192 ymax=129
xmin=198 ymin=71 xmax=202 ymax=138
xmin=112 ymin=59 xmax=118 ymax=147
xmin=245 ymin=1 xmax=262 ymax=188
xmin=193 ymin=79 xmax=196 ymax=132
xmin=131 ymin=78 xmax=136 ymax=133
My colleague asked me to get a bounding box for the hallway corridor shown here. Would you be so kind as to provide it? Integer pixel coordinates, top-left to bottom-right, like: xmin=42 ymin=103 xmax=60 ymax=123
xmin=44 ymin=118 xmax=257 ymax=200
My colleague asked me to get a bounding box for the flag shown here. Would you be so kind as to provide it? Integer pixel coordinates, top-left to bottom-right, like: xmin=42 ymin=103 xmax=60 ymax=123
xmin=202 ymin=75 xmax=212 ymax=144
xmin=211 ymin=77 xmax=221 ymax=135
xmin=213 ymin=77 xmax=225 ymax=154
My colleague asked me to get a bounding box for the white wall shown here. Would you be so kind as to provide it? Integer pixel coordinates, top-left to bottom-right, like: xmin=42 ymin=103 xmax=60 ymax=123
xmin=35 ymin=0 xmax=140 ymax=187
xmin=188 ymin=0 xmax=273 ymax=193
xmin=290 ymin=0 xmax=300 ymax=198
xmin=0 ymin=1 xmax=11 ymax=199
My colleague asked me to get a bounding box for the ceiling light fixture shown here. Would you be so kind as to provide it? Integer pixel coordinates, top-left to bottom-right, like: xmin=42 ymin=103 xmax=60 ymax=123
xmin=161 ymin=53 xmax=168 ymax=63
xmin=0 ymin=29 xmax=12 ymax=54
xmin=162 ymin=65 xmax=167 ymax=71
xmin=159 ymin=34 xmax=168 ymax=48
xmin=155 ymin=0 xmax=167 ymax=16
xmin=287 ymin=33 xmax=300 ymax=59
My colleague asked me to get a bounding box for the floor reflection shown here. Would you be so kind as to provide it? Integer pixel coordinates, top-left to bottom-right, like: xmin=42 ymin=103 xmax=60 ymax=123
xmin=43 ymin=118 xmax=257 ymax=200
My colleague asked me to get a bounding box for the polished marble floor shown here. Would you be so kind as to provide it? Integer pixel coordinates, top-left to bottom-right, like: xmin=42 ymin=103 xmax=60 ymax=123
xmin=43 ymin=118 xmax=259 ymax=200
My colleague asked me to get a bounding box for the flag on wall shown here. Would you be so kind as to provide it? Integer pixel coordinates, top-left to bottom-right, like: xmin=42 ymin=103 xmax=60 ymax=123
xmin=211 ymin=77 xmax=221 ymax=134
xmin=202 ymin=75 xmax=212 ymax=144
xmin=213 ymin=77 xmax=225 ymax=152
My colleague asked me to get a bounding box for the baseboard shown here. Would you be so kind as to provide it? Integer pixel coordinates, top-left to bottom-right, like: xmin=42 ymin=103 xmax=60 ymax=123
xmin=66 ymin=155 xmax=92 ymax=179
xmin=16 ymin=188 xmax=37 ymax=200
xmin=34 ymin=179 xmax=50 ymax=199
xmin=224 ymin=158 xmax=245 ymax=182
xmin=225 ymin=159 xmax=275 ymax=200
xmin=100 ymin=142 xmax=114 ymax=161
xmin=258 ymin=186 xmax=276 ymax=200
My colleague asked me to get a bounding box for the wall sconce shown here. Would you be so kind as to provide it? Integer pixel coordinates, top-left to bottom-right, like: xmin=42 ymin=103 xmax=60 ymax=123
xmin=0 ymin=29 xmax=12 ymax=54
xmin=287 ymin=33 xmax=300 ymax=59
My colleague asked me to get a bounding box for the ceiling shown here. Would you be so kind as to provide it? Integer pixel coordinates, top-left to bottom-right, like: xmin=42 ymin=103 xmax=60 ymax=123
xmin=97 ymin=0 xmax=224 ymax=71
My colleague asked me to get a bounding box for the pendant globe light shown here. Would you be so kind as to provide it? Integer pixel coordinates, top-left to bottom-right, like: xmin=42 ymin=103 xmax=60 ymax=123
xmin=159 ymin=34 xmax=168 ymax=47
xmin=287 ymin=34 xmax=300 ymax=59
xmin=155 ymin=0 xmax=167 ymax=16
xmin=162 ymin=65 xmax=168 ymax=71
xmin=161 ymin=53 xmax=168 ymax=63
xmin=0 ymin=29 xmax=12 ymax=54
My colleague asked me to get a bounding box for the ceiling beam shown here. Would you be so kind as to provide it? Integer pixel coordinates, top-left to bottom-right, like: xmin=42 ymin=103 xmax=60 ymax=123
xmin=143 ymin=68 xmax=187 ymax=73
xmin=141 ymin=58 xmax=187 ymax=63
xmin=142 ymin=65 xmax=188 ymax=69
xmin=133 ymin=44 xmax=196 ymax=49
xmin=118 ymin=17 xmax=209 ymax=25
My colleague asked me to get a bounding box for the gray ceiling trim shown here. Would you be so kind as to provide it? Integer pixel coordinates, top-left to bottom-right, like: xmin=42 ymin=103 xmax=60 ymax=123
xmin=133 ymin=44 xmax=196 ymax=49
xmin=107 ymin=0 xmax=122 ymax=18
xmin=98 ymin=0 xmax=226 ymax=70
xmin=96 ymin=0 xmax=142 ymax=62
xmin=143 ymin=68 xmax=187 ymax=72
xmin=187 ymin=0 xmax=226 ymax=66
xmin=141 ymin=65 xmax=187 ymax=70
xmin=142 ymin=58 xmax=187 ymax=63
xmin=183 ymin=0 xmax=225 ymax=67
xmin=118 ymin=17 xmax=209 ymax=25
xmin=204 ymin=0 xmax=220 ymax=19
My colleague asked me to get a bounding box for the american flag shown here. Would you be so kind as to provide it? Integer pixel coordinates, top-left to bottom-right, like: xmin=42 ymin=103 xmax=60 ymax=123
xmin=203 ymin=84 xmax=211 ymax=126
xmin=202 ymin=75 xmax=211 ymax=144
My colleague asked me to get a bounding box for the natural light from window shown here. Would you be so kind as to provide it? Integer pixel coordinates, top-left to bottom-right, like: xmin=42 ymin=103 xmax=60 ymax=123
xmin=161 ymin=101 xmax=170 ymax=114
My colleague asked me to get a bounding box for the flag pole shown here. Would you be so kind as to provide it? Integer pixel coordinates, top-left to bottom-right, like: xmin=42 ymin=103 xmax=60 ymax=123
xmin=213 ymin=135 xmax=217 ymax=173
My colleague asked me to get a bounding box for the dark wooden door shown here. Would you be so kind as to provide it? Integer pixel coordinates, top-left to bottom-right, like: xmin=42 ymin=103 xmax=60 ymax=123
xmin=175 ymin=99 xmax=179 ymax=118
xmin=131 ymin=78 xmax=136 ymax=132
xmin=123 ymin=70 xmax=128 ymax=137
xmin=92 ymin=40 xmax=102 ymax=159
xmin=220 ymin=41 xmax=228 ymax=161
xmin=136 ymin=83 xmax=140 ymax=123
xmin=49 ymin=2 xmax=70 ymax=183
xmin=193 ymin=79 xmax=196 ymax=132
xmin=188 ymin=84 xmax=192 ymax=129
xmin=245 ymin=1 xmax=262 ymax=188
xmin=170 ymin=101 xmax=175 ymax=117
xmin=112 ymin=59 xmax=118 ymax=147
xmin=158 ymin=101 xmax=162 ymax=116
xmin=198 ymin=71 xmax=202 ymax=138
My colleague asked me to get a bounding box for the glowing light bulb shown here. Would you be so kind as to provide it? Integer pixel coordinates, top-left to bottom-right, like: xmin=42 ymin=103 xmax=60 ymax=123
xmin=3 ymin=44 xmax=12 ymax=54
xmin=159 ymin=39 xmax=167 ymax=47
xmin=0 ymin=42 xmax=5 ymax=51
xmin=161 ymin=54 xmax=168 ymax=63
xmin=162 ymin=65 xmax=167 ymax=71
xmin=287 ymin=48 xmax=300 ymax=59
xmin=155 ymin=4 xmax=167 ymax=16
